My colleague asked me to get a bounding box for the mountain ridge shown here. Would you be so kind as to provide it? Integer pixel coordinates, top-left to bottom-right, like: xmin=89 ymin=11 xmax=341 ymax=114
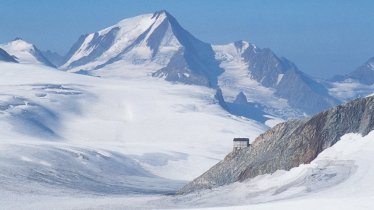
xmin=58 ymin=10 xmax=339 ymax=116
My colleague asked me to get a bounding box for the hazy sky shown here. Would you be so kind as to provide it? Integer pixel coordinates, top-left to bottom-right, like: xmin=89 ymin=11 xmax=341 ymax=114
xmin=1 ymin=0 xmax=374 ymax=78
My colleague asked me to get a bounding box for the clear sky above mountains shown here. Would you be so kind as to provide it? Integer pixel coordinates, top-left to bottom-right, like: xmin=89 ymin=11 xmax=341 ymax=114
xmin=1 ymin=0 xmax=374 ymax=78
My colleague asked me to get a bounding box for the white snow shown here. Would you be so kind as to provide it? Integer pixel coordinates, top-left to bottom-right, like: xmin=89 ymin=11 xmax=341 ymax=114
xmin=1 ymin=34 xmax=373 ymax=209
xmin=175 ymin=131 xmax=374 ymax=210
xmin=277 ymin=73 xmax=284 ymax=85
xmin=213 ymin=43 xmax=300 ymax=119
xmin=3 ymin=115 xmax=374 ymax=210
xmin=0 ymin=39 xmax=45 ymax=65
xmin=0 ymin=62 xmax=266 ymax=209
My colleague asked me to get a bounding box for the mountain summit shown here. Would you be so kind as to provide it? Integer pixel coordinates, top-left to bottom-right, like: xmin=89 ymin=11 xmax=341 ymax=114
xmin=61 ymin=10 xmax=222 ymax=87
xmin=0 ymin=38 xmax=55 ymax=67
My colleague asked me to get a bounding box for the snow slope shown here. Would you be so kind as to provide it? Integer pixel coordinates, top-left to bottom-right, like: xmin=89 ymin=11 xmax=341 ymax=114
xmin=3 ymin=128 xmax=374 ymax=209
xmin=0 ymin=62 xmax=266 ymax=208
xmin=213 ymin=41 xmax=300 ymax=120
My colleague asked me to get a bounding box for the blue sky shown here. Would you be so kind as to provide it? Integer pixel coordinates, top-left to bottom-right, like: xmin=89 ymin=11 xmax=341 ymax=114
xmin=1 ymin=0 xmax=374 ymax=78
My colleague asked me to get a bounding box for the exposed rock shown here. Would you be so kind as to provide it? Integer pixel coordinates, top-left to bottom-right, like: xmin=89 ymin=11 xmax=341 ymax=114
xmin=178 ymin=95 xmax=374 ymax=194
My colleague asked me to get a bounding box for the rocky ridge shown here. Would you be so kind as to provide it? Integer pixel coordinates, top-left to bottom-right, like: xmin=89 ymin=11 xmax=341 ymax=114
xmin=178 ymin=95 xmax=374 ymax=194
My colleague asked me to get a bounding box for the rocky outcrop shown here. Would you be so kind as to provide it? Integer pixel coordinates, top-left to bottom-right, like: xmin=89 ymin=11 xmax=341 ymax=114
xmin=178 ymin=95 xmax=374 ymax=194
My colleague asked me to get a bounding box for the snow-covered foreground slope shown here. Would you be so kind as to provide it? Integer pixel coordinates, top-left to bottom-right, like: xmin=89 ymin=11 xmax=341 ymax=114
xmin=174 ymin=131 xmax=374 ymax=210
xmin=0 ymin=62 xmax=266 ymax=208
xmin=3 ymin=126 xmax=374 ymax=209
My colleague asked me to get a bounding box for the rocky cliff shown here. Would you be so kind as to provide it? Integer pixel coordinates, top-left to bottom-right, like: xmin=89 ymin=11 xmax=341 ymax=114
xmin=178 ymin=95 xmax=374 ymax=194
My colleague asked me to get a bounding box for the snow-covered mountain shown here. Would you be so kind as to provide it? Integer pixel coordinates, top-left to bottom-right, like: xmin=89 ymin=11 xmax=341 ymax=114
xmin=328 ymin=57 xmax=374 ymax=101
xmin=0 ymin=38 xmax=55 ymax=67
xmin=60 ymin=11 xmax=338 ymax=116
xmin=214 ymin=41 xmax=339 ymax=115
xmin=0 ymin=48 xmax=17 ymax=63
xmin=61 ymin=10 xmax=222 ymax=87
xmin=3 ymin=10 xmax=374 ymax=210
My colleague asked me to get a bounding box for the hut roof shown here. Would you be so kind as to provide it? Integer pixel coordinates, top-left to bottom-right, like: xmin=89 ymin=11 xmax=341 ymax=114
xmin=233 ymin=138 xmax=249 ymax=142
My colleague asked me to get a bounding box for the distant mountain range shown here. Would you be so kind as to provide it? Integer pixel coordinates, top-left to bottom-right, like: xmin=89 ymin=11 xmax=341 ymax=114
xmin=1 ymin=10 xmax=373 ymax=121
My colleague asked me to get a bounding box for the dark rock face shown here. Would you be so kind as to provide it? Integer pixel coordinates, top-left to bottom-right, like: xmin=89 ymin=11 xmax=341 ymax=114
xmin=242 ymin=45 xmax=286 ymax=88
xmin=178 ymin=95 xmax=374 ymax=194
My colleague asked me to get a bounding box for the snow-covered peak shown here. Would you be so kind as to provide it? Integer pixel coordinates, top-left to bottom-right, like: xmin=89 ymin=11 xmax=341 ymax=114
xmin=0 ymin=38 xmax=55 ymax=67
xmin=61 ymin=10 xmax=184 ymax=71
xmin=6 ymin=38 xmax=34 ymax=51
